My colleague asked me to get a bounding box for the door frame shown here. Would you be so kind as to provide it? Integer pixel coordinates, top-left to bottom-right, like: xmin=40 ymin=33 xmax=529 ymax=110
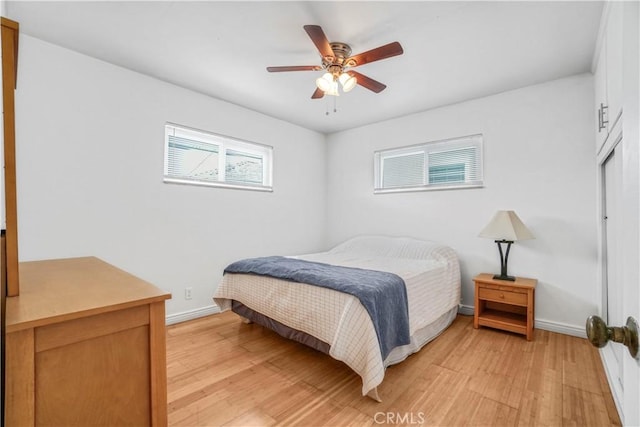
xmin=597 ymin=131 xmax=624 ymax=418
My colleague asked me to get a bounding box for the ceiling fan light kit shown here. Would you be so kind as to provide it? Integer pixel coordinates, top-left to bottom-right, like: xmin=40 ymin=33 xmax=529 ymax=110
xmin=315 ymin=71 xmax=356 ymax=95
xmin=338 ymin=72 xmax=357 ymax=92
xmin=267 ymin=25 xmax=403 ymax=99
xmin=315 ymin=72 xmax=333 ymax=92
xmin=324 ymin=79 xmax=340 ymax=97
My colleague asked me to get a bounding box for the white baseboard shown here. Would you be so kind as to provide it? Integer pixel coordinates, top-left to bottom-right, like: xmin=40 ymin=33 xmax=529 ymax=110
xmin=165 ymin=304 xmax=221 ymax=325
xmin=535 ymin=318 xmax=586 ymax=338
xmin=457 ymin=305 xmax=586 ymax=338
xmin=458 ymin=304 xmax=474 ymax=316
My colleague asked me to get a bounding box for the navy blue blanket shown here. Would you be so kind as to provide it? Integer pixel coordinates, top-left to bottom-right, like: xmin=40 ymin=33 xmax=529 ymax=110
xmin=224 ymin=256 xmax=410 ymax=360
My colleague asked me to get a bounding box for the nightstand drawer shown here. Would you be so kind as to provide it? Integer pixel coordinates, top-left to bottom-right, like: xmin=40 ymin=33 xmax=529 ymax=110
xmin=478 ymin=287 xmax=527 ymax=306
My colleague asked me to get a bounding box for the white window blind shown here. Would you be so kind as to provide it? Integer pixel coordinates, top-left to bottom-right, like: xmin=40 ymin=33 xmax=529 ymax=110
xmin=381 ymin=151 xmax=425 ymax=188
xmin=164 ymin=124 xmax=273 ymax=191
xmin=374 ymin=134 xmax=483 ymax=193
xmin=166 ymin=136 xmax=220 ymax=182
xmin=225 ymin=149 xmax=263 ymax=185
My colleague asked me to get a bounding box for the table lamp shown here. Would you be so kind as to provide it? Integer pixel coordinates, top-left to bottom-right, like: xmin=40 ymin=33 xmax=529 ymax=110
xmin=479 ymin=210 xmax=534 ymax=281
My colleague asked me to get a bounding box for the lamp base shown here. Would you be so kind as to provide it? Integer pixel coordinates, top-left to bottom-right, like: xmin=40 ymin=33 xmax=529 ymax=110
xmin=493 ymin=274 xmax=516 ymax=282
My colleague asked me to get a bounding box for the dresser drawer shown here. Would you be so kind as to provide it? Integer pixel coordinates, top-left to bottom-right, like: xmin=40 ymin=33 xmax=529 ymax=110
xmin=478 ymin=287 xmax=528 ymax=306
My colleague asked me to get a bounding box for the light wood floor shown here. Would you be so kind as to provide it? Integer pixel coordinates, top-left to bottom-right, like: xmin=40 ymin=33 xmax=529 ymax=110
xmin=166 ymin=312 xmax=621 ymax=426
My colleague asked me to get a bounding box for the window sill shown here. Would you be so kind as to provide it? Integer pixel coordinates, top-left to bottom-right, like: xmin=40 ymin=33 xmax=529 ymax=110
xmin=164 ymin=177 xmax=273 ymax=192
xmin=374 ymin=183 xmax=484 ymax=194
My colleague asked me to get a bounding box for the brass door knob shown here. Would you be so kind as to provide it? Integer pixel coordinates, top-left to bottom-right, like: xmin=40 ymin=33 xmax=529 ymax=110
xmin=586 ymin=315 xmax=639 ymax=359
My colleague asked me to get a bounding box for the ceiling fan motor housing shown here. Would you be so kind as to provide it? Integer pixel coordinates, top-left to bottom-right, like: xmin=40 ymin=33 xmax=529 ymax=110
xmin=322 ymin=42 xmax=357 ymax=72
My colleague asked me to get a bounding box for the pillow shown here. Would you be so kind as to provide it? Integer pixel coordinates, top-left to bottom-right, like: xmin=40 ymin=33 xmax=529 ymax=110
xmin=328 ymin=235 xmax=456 ymax=263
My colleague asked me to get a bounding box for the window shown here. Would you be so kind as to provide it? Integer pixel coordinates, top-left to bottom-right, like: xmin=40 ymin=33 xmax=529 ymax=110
xmin=164 ymin=124 xmax=273 ymax=191
xmin=374 ymin=134 xmax=483 ymax=193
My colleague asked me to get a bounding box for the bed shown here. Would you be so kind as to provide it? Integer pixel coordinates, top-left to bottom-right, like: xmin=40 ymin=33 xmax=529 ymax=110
xmin=213 ymin=235 xmax=461 ymax=400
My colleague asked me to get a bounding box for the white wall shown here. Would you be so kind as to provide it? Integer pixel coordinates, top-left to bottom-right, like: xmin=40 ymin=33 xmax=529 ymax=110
xmin=14 ymin=35 xmax=327 ymax=317
xmin=326 ymin=74 xmax=597 ymax=334
xmin=12 ymin=34 xmax=600 ymax=333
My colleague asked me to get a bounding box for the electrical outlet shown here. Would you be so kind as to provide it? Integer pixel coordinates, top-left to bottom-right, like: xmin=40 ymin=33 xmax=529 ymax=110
xmin=184 ymin=287 xmax=193 ymax=300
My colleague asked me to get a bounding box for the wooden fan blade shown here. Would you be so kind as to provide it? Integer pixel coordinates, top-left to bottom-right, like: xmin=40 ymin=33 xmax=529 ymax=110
xmin=346 ymin=42 xmax=403 ymax=67
xmin=348 ymin=71 xmax=387 ymax=93
xmin=304 ymin=25 xmax=334 ymax=60
xmin=311 ymin=87 xmax=325 ymax=99
xmin=267 ymin=65 xmax=322 ymax=72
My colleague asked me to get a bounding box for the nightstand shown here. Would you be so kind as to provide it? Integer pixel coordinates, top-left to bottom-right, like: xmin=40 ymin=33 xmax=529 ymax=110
xmin=473 ymin=273 xmax=537 ymax=341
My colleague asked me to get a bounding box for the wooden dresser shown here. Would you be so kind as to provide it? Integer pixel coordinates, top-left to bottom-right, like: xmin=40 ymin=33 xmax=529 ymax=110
xmin=4 ymin=257 xmax=171 ymax=426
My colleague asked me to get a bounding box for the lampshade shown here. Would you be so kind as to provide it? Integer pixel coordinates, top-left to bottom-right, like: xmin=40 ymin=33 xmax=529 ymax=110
xmin=479 ymin=210 xmax=534 ymax=241
xmin=315 ymin=73 xmax=334 ymax=92
xmin=338 ymin=72 xmax=357 ymax=92
xmin=324 ymin=80 xmax=340 ymax=96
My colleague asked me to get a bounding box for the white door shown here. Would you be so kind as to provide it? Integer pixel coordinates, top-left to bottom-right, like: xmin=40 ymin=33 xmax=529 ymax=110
xmin=596 ymin=3 xmax=640 ymax=425
xmin=619 ymin=3 xmax=640 ymax=424
xmin=618 ymin=127 xmax=640 ymax=425
xmin=598 ymin=133 xmax=640 ymax=426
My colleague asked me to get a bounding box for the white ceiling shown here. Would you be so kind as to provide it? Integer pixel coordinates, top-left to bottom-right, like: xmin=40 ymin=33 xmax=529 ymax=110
xmin=5 ymin=1 xmax=603 ymax=134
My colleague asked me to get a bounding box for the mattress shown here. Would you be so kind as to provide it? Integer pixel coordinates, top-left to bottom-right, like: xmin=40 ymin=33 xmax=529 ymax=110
xmin=214 ymin=235 xmax=461 ymax=398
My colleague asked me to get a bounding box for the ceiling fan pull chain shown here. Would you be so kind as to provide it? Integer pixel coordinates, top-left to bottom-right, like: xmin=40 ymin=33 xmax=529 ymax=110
xmin=334 ymin=95 xmax=337 ymax=113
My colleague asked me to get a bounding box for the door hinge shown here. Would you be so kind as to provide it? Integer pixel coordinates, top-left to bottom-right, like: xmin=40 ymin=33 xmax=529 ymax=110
xmin=598 ymin=103 xmax=609 ymax=132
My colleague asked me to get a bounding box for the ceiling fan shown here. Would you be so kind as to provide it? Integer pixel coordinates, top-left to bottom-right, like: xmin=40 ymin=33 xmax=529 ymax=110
xmin=267 ymin=25 xmax=404 ymax=99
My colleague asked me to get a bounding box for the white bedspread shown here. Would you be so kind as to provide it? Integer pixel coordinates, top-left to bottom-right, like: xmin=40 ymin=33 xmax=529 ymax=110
xmin=214 ymin=236 xmax=460 ymax=397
